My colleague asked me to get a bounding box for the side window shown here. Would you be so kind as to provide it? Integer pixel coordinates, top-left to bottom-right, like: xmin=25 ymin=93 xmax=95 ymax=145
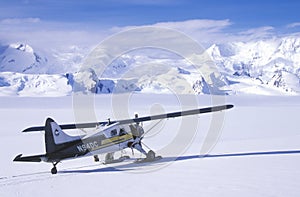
xmin=110 ymin=129 xmax=117 ymax=137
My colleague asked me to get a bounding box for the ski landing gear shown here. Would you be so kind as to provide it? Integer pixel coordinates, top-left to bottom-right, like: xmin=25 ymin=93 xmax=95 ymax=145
xmin=135 ymin=150 xmax=162 ymax=164
xmin=51 ymin=161 xmax=59 ymax=174
xmin=129 ymin=140 xmax=162 ymax=163
xmin=104 ymin=152 xmax=130 ymax=164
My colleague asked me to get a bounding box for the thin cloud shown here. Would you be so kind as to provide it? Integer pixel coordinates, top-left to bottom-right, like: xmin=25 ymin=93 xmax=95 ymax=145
xmin=154 ymin=19 xmax=232 ymax=32
xmin=113 ymin=19 xmax=232 ymax=32
xmin=0 ymin=17 xmax=41 ymax=25
xmin=0 ymin=18 xmax=297 ymax=52
xmin=286 ymin=22 xmax=300 ymax=28
xmin=111 ymin=19 xmax=233 ymax=44
xmin=236 ymin=26 xmax=275 ymax=41
xmin=0 ymin=18 xmax=109 ymax=50
xmin=239 ymin=26 xmax=274 ymax=35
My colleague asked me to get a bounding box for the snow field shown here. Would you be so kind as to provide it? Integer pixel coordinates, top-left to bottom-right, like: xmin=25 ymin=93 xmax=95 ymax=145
xmin=0 ymin=94 xmax=300 ymax=197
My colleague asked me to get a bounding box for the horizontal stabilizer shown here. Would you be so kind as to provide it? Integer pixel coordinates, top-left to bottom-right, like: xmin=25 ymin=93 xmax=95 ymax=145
xmin=22 ymin=104 xmax=234 ymax=132
xmin=13 ymin=154 xmax=44 ymax=162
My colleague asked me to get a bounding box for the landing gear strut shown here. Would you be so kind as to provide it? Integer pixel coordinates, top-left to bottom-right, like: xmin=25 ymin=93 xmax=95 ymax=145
xmin=51 ymin=162 xmax=59 ymax=174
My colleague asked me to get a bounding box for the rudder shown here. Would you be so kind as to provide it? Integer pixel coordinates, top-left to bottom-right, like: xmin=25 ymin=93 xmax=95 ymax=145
xmin=45 ymin=118 xmax=81 ymax=154
xmin=45 ymin=118 xmax=57 ymax=154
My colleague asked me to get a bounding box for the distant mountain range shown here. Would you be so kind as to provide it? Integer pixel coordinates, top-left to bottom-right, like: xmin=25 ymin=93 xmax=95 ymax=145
xmin=0 ymin=36 xmax=299 ymax=96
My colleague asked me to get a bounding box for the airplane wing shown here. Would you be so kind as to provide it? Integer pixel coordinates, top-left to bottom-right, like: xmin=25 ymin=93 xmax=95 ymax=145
xmin=22 ymin=104 xmax=233 ymax=132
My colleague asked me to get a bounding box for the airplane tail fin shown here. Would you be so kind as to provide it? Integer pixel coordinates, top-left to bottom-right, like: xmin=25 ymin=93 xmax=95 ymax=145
xmin=45 ymin=118 xmax=81 ymax=154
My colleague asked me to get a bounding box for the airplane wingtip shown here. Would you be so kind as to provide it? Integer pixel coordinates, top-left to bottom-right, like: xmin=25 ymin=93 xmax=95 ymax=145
xmin=13 ymin=154 xmax=23 ymax=161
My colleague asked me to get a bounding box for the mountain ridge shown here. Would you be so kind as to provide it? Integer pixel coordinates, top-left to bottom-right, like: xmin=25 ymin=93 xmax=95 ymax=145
xmin=0 ymin=36 xmax=299 ymax=96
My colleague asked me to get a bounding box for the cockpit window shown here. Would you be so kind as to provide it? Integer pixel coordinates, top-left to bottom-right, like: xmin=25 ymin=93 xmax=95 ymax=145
xmin=119 ymin=128 xmax=127 ymax=136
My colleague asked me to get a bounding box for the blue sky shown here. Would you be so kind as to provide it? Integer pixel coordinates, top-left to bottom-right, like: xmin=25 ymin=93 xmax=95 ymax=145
xmin=0 ymin=0 xmax=300 ymax=47
xmin=1 ymin=0 xmax=300 ymax=29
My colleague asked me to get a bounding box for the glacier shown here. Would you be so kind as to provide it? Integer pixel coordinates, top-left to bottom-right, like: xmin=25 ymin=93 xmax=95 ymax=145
xmin=1 ymin=95 xmax=300 ymax=196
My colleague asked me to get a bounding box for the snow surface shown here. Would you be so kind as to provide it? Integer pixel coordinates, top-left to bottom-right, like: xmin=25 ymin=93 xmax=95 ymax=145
xmin=0 ymin=94 xmax=300 ymax=197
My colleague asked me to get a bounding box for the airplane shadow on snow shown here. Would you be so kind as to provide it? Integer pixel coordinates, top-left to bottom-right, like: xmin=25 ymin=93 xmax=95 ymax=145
xmin=60 ymin=150 xmax=300 ymax=174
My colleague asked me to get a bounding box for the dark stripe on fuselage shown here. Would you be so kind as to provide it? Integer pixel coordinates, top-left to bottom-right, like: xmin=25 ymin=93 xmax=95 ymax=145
xmin=46 ymin=134 xmax=133 ymax=162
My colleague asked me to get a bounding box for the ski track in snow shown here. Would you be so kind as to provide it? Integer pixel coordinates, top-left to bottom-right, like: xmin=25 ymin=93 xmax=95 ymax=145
xmin=0 ymin=158 xmax=169 ymax=187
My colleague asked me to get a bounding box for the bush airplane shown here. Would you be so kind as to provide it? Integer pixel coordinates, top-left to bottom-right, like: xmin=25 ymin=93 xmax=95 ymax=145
xmin=13 ymin=104 xmax=234 ymax=174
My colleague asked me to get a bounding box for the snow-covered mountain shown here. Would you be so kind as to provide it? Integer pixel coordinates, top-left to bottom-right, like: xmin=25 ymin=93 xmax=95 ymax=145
xmin=206 ymin=36 xmax=300 ymax=94
xmin=0 ymin=43 xmax=86 ymax=74
xmin=0 ymin=36 xmax=300 ymax=96
xmin=0 ymin=43 xmax=49 ymax=74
